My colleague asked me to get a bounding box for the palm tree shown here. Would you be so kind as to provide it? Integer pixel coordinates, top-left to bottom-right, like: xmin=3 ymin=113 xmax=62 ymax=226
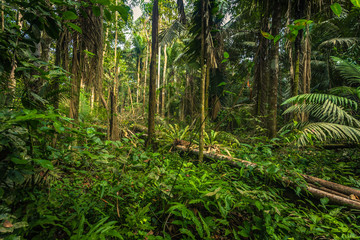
xmin=282 ymin=58 xmax=360 ymax=145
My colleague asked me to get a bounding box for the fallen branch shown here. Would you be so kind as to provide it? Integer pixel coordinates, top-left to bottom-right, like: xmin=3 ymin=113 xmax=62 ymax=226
xmin=174 ymin=143 xmax=360 ymax=209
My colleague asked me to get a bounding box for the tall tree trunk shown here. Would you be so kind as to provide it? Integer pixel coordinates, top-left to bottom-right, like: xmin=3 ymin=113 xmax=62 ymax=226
xmin=157 ymin=45 xmax=161 ymax=114
xmin=147 ymin=0 xmax=158 ymax=147
xmin=137 ymin=56 xmax=141 ymax=104
xmin=267 ymin=1 xmax=281 ymax=138
xmin=69 ymin=34 xmax=82 ymax=125
xmin=253 ymin=0 xmax=270 ymax=122
xmin=199 ymin=0 xmax=208 ymax=162
xmin=1 ymin=0 xmax=4 ymax=31
xmin=301 ymin=1 xmax=311 ymax=122
xmin=110 ymin=6 xmax=120 ymax=141
xmin=161 ymin=44 xmax=167 ymax=117
xmin=143 ymin=42 xmax=150 ymax=111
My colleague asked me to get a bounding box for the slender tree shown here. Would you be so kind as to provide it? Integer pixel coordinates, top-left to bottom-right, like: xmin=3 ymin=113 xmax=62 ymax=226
xmin=147 ymin=0 xmax=159 ymax=147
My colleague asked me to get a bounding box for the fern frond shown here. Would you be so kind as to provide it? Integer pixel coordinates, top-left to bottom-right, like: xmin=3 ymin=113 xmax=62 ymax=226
xmin=282 ymin=93 xmax=358 ymax=110
xmin=332 ymin=56 xmax=360 ymax=85
xmin=319 ymin=37 xmax=359 ymax=49
xmin=283 ymin=100 xmax=360 ymax=127
xmin=297 ymin=122 xmax=360 ymax=145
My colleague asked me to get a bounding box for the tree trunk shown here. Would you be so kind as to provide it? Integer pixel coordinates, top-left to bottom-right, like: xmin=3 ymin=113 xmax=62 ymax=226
xmin=157 ymin=45 xmax=161 ymax=114
xmin=267 ymin=1 xmax=281 ymax=138
xmin=69 ymin=34 xmax=82 ymax=125
xmin=161 ymin=44 xmax=167 ymax=117
xmin=137 ymin=56 xmax=141 ymax=104
xmin=110 ymin=8 xmax=120 ymax=141
xmin=143 ymin=42 xmax=150 ymax=111
xmin=253 ymin=0 xmax=270 ymax=123
xmin=146 ymin=0 xmax=158 ymax=147
xmin=199 ymin=0 xmax=207 ymax=162
xmin=301 ymin=1 xmax=311 ymax=122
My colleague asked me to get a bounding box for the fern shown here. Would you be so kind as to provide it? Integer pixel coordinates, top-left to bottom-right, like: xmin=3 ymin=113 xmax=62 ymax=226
xmin=282 ymin=93 xmax=358 ymax=110
xmin=332 ymin=56 xmax=360 ymax=85
xmin=282 ymin=93 xmax=360 ymax=145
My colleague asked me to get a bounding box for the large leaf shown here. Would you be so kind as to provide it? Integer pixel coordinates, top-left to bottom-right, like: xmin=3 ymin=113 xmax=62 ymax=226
xmin=62 ymin=11 xmax=78 ymax=20
xmin=330 ymin=3 xmax=342 ymax=17
xmin=351 ymin=0 xmax=360 ymax=8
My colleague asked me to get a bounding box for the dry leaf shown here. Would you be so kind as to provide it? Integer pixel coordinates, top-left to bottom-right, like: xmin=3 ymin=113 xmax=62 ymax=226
xmin=3 ymin=220 xmax=13 ymax=228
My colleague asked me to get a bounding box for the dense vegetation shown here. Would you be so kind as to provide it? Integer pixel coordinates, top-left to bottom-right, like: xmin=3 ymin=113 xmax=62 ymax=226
xmin=1 ymin=0 xmax=360 ymax=239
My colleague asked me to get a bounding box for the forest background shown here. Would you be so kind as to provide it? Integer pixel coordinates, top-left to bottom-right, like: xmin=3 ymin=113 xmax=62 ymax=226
xmin=1 ymin=0 xmax=360 ymax=239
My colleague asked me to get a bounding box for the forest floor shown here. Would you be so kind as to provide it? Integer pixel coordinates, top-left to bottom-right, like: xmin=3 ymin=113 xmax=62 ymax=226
xmin=2 ymin=116 xmax=360 ymax=239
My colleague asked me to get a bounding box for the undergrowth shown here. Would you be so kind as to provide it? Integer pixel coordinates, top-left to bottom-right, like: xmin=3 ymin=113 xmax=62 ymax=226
xmin=1 ymin=109 xmax=360 ymax=239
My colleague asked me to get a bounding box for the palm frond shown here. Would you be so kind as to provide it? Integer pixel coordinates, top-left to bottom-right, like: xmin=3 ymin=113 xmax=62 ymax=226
xmin=282 ymin=93 xmax=358 ymax=110
xmin=283 ymin=100 xmax=360 ymax=127
xmin=319 ymin=37 xmax=359 ymax=49
xmin=297 ymin=122 xmax=360 ymax=145
xmin=332 ymin=56 xmax=360 ymax=85
xmin=159 ymin=20 xmax=185 ymax=46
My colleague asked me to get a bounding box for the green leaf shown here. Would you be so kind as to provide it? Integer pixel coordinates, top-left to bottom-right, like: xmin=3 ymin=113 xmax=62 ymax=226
xmin=205 ymin=187 xmax=221 ymax=197
xmin=0 ymin=188 xmax=4 ymax=198
xmin=95 ymin=0 xmax=110 ymax=5
xmin=8 ymin=170 xmax=25 ymax=184
xmin=111 ymin=5 xmax=130 ymax=23
xmin=53 ymin=121 xmax=65 ymax=133
xmin=330 ymin=3 xmax=342 ymax=17
xmin=261 ymin=30 xmax=274 ymax=40
xmin=104 ymin=8 xmax=112 ymax=21
xmin=224 ymin=51 xmax=229 ymax=58
xmin=320 ymin=197 xmax=329 ymax=206
xmin=274 ymin=34 xmax=281 ymax=43
xmin=217 ymin=82 xmax=226 ymax=87
xmin=351 ymin=0 xmax=360 ymax=7
xmin=33 ymin=159 xmax=54 ymax=170
xmin=11 ymin=157 xmax=28 ymax=164
xmin=67 ymin=22 xmax=82 ymax=33
xmin=92 ymin=6 xmax=101 ymax=17
xmin=63 ymin=11 xmax=78 ymax=20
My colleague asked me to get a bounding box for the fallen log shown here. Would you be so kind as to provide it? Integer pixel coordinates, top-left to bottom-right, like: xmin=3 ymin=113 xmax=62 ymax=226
xmin=174 ymin=144 xmax=360 ymax=209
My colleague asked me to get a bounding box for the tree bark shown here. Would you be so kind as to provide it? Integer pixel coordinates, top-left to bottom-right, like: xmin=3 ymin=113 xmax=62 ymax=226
xmin=146 ymin=0 xmax=159 ymax=147
xmin=69 ymin=34 xmax=82 ymax=125
xmin=161 ymin=44 xmax=167 ymax=117
xmin=199 ymin=0 xmax=207 ymax=162
xmin=267 ymin=1 xmax=281 ymax=138
xmin=157 ymin=45 xmax=161 ymax=114
xmin=110 ymin=7 xmax=120 ymax=141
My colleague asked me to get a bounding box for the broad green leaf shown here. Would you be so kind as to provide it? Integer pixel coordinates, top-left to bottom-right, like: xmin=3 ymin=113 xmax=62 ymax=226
xmin=33 ymin=159 xmax=54 ymax=170
xmin=63 ymin=11 xmax=78 ymax=20
xmin=11 ymin=157 xmax=28 ymax=164
xmin=224 ymin=51 xmax=229 ymax=58
xmin=67 ymin=22 xmax=82 ymax=33
xmin=351 ymin=0 xmax=360 ymax=7
xmin=217 ymin=82 xmax=226 ymax=87
xmin=274 ymin=34 xmax=281 ymax=43
xmin=330 ymin=3 xmax=342 ymax=17
xmin=261 ymin=30 xmax=274 ymax=40
xmin=111 ymin=5 xmax=130 ymax=23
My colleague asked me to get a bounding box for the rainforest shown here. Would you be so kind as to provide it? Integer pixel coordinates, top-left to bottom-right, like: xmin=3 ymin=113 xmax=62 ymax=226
xmin=1 ymin=0 xmax=360 ymax=239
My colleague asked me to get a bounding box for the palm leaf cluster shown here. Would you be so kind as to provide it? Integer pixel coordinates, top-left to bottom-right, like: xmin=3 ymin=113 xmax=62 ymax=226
xmin=282 ymin=58 xmax=360 ymax=145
